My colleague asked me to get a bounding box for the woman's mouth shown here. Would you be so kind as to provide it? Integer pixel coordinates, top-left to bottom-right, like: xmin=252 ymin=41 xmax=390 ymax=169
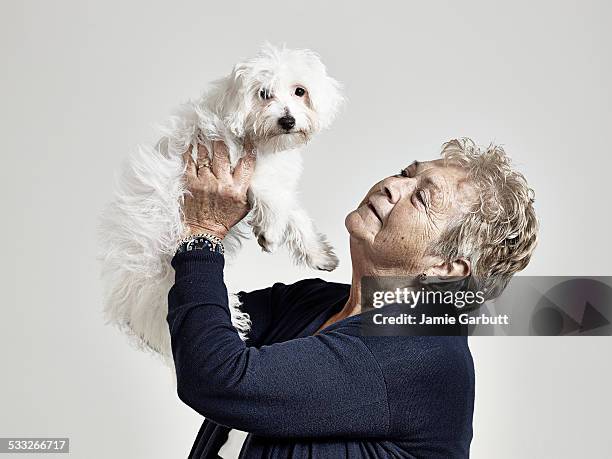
xmin=367 ymin=202 xmax=382 ymax=223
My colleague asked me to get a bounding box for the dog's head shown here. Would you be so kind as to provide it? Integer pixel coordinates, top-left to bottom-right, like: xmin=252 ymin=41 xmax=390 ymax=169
xmin=211 ymin=43 xmax=344 ymax=151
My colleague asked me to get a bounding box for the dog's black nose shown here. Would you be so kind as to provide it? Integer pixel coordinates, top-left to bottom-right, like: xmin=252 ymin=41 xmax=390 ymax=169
xmin=278 ymin=115 xmax=296 ymax=131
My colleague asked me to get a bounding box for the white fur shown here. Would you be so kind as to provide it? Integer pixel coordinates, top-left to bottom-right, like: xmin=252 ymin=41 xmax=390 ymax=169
xmin=99 ymin=44 xmax=343 ymax=361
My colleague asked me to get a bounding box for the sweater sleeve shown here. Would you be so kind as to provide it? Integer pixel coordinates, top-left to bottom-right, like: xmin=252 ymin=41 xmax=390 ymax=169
xmin=167 ymin=250 xmax=389 ymax=439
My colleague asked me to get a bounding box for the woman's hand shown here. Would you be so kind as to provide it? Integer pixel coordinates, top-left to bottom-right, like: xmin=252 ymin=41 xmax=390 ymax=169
xmin=181 ymin=140 xmax=256 ymax=239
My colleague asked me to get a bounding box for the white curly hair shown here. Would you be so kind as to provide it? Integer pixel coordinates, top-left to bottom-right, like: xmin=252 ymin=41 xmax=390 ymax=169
xmin=431 ymin=138 xmax=539 ymax=301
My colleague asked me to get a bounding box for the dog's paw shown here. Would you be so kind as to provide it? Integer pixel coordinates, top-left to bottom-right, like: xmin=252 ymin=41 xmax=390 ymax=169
xmin=254 ymin=227 xmax=281 ymax=253
xmin=306 ymin=237 xmax=339 ymax=271
xmin=257 ymin=233 xmax=279 ymax=253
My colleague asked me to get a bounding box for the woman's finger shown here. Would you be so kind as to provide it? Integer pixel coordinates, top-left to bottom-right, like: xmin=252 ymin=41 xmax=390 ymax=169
xmin=195 ymin=143 xmax=210 ymax=166
xmin=211 ymin=141 xmax=231 ymax=180
xmin=182 ymin=146 xmax=197 ymax=178
xmin=194 ymin=143 xmax=214 ymax=179
xmin=233 ymin=138 xmax=257 ymax=192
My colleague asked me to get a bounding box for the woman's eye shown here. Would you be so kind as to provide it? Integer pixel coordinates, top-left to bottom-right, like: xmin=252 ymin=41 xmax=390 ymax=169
xmin=294 ymin=87 xmax=306 ymax=97
xmin=416 ymin=190 xmax=428 ymax=208
xmin=259 ymin=89 xmax=272 ymax=100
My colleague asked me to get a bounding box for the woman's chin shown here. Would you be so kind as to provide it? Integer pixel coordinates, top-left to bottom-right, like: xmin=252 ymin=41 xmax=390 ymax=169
xmin=345 ymin=211 xmax=376 ymax=242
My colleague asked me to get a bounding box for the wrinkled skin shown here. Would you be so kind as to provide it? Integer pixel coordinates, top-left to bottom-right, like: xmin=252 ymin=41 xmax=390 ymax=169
xmin=322 ymin=159 xmax=477 ymax=330
xmin=345 ymin=159 xmax=476 ymax=276
xmin=182 ymin=140 xmax=256 ymax=239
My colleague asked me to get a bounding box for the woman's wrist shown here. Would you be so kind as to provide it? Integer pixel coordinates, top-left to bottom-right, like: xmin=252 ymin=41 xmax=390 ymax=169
xmin=185 ymin=220 xmax=228 ymax=240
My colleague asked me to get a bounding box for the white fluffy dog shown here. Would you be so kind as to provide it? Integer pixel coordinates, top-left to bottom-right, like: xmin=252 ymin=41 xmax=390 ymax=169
xmin=99 ymin=44 xmax=344 ymax=362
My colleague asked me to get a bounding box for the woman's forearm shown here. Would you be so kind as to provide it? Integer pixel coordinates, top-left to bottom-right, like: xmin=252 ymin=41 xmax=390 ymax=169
xmin=167 ymin=250 xmax=389 ymax=439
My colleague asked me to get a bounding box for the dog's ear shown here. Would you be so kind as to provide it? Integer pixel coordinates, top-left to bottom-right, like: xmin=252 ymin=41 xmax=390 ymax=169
xmin=306 ymin=59 xmax=344 ymax=130
xmin=210 ymin=63 xmax=252 ymax=138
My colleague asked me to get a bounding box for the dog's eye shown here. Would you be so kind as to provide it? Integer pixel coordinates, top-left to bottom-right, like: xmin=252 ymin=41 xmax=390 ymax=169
xmin=259 ymin=89 xmax=272 ymax=100
xmin=294 ymin=87 xmax=306 ymax=97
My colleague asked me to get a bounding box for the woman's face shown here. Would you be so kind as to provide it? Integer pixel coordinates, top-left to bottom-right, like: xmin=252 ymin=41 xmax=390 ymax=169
xmin=345 ymin=159 xmax=476 ymax=274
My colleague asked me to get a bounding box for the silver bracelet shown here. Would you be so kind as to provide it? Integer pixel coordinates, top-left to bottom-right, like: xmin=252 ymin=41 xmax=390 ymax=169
xmin=175 ymin=233 xmax=225 ymax=256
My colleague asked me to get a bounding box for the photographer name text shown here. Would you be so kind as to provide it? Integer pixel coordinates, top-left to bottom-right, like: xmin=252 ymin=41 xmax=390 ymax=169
xmin=372 ymin=312 xmax=510 ymax=326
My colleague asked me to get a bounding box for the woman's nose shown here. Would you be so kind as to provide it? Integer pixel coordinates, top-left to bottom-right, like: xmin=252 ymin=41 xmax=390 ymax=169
xmin=382 ymin=177 xmax=403 ymax=204
xmin=382 ymin=176 xmax=416 ymax=204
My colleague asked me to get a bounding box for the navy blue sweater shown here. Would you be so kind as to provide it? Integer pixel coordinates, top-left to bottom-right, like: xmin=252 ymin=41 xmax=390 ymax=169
xmin=167 ymin=251 xmax=475 ymax=458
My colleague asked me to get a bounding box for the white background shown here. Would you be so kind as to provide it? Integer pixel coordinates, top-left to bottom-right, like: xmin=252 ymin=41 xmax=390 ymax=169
xmin=1 ymin=0 xmax=611 ymax=457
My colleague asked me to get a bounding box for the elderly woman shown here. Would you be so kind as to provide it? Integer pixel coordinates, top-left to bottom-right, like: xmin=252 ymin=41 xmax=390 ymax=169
xmin=167 ymin=138 xmax=538 ymax=458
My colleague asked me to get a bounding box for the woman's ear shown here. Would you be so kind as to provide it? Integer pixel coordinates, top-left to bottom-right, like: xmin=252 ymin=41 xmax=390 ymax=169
xmin=425 ymin=258 xmax=471 ymax=278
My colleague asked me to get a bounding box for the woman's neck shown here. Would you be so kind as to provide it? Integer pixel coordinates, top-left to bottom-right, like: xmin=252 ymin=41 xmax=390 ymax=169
xmin=315 ymin=258 xmax=421 ymax=334
xmin=314 ymin=268 xmax=365 ymax=333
